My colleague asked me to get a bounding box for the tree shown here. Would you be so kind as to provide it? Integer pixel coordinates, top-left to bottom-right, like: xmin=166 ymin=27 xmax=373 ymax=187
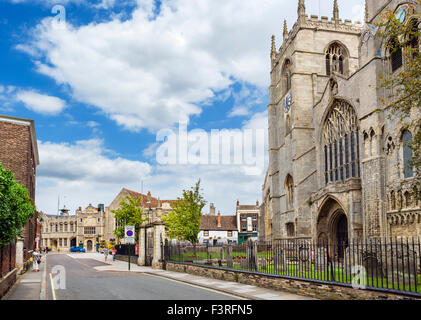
xmin=376 ymin=2 xmax=421 ymax=200
xmin=0 ymin=161 xmax=36 ymax=247
xmin=162 ymin=179 xmax=206 ymax=245
xmin=111 ymin=195 xmax=145 ymax=242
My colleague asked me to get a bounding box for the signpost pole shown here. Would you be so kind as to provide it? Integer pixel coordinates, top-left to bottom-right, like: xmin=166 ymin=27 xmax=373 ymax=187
xmin=128 ymin=243 xmax=131 ymax=271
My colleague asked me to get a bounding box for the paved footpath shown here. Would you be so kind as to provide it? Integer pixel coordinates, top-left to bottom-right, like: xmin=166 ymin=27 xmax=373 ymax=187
xmin=69 ymin=252 xmax=313 ymax=300
xmin=2 ymin=254 xmax=48 ymax=300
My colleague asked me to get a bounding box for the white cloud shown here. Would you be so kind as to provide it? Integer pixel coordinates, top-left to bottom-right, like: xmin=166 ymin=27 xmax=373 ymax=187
xmin=36 ymin=138 xmax=151 ymax=213
xmin=15 ymin=90 xmax=67 ymax=115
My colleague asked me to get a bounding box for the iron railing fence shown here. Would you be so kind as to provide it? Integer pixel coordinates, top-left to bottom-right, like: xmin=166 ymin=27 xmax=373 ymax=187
xmin=115 ymin=244 xmax=138 ymax=256
xmin=164 ymin=238 xmax=421 ymax=296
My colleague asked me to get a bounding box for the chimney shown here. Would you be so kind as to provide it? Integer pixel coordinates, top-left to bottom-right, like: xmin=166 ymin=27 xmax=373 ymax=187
xmin=256 ymin=200 xmax=259 ymax=207
xmin=209 ymin=203 xmax=215 ymax=216
xmin=147 ymin=191 xmax=151 ymax=204
xmin=236 ymin=200 xmax=239 ymax=207
xmin=217 ymin=211 xmax=221 ymax=228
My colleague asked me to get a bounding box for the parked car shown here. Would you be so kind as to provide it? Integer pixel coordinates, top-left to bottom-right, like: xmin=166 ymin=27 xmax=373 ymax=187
xmin=70 ymin=246 xmax=85 ymax=253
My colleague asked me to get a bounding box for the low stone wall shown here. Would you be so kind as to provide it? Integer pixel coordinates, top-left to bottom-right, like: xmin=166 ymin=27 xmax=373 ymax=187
xmin=115 ymin=255 xmax=139 ymax=264
xmin=0 ymin=269 xmax=17 ymax=298
xmin=166 ymin=262 xmax=420 ymax=300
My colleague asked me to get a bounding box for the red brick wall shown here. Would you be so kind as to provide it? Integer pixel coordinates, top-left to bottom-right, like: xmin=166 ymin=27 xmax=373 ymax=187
xmin=0 ymin=120 xmax=37 ymax=261
xmin=0 ymin=121 xmax=36 ymax=200
xmin=0 ymin=242 xmax=16 ymax=278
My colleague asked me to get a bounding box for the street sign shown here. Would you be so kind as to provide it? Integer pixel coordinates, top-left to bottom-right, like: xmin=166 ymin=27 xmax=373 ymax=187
xmin=125 ymin=225 xmax=135 ymax=244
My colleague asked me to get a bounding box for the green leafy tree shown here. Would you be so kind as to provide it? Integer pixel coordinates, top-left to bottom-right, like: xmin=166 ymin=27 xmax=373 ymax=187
xmin=162 ymin=179 xmax=206 ymax=245
xmin=376 ymin=2 xmax=421 ymax=199
xmin=0 ymin=161 xmax=36 ymax=247
xmin=112 ymin=195 xmax=145 ymax=242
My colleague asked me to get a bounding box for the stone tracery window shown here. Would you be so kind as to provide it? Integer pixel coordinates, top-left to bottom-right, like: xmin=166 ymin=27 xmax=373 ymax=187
xmin=281 ymin=59 xmax=291 ymax=97
xmin=323 ymin=100 xmax=360 ymax=184
xmin=326 ymin=43 xmax=348 ymax=76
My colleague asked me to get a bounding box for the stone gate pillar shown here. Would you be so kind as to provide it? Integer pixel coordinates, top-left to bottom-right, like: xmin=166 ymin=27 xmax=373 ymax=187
xmin=152 ymin=224 xmax=165 ymax=268
xmin=138 ymin=226 xmax=146 ymax=266
xmin=15 ymin=239 xmax=24 ymax=273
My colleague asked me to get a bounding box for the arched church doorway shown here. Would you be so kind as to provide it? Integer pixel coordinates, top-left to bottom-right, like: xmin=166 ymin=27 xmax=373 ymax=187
xmin=87 ymin=240 xmax=93 ymax=252
xmin=70 ymin=238 xmax=76 ymax=247
xmin=317 ymin=197 xmax=349 ymax=260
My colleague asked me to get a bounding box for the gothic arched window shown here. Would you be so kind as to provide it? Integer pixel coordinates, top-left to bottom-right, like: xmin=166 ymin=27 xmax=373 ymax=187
xmin=285 ymin=175 xmax=294 ymax=209
xmin=281 ymin=59 xmax=291 ymax=97
xmin=323 ymin=100 xmax=360 ymax=185
xmin=402 ymin=130 xmax=413 ymax=178
xmin=388 ymin=37 xmax=403 ymax=72
xmin=407 ymin=19 xmax=419 ymax=58
xmin=326 ymin=43 xmax=348 ymax=76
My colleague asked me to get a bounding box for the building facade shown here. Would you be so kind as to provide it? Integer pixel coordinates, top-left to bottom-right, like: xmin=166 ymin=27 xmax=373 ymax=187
xmin=199 ymin=205 xmax=238 ymax=245
xmin=260 ymin=0 xmax=421 ymax=247
xmin=235 ymin=200 xmax=260 ymax=244
xmin=40 ymin=204 xmax=112 ymax=252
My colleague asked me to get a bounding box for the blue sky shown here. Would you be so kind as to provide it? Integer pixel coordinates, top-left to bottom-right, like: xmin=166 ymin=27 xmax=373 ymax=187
xmin=0 ymin=0 xmax=364 ymax=215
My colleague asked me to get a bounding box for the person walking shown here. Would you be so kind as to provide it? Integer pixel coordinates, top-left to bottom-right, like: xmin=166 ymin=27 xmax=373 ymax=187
xmin=32 ymin=248 xmax=41 ymax=272
xmin=112 ymin=247 xmax=117 ymax=262
xmin=104 ymin=247 xmax=109 ymax=262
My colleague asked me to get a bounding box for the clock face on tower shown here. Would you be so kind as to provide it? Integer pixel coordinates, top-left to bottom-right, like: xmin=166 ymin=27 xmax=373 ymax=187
xmin=283 ymin=92 xmax=292 ymax=113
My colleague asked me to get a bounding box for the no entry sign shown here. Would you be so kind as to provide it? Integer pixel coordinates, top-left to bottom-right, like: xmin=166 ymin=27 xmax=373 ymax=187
xmin=125 ymin=225 xmax=135 ymax=244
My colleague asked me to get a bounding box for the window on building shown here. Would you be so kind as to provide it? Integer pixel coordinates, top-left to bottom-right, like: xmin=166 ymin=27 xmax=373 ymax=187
xmin=388 ymin=37 xmax=403 ymax=72
xmin=286 ymin=223 xmax=295 ymax=237
xmin=281 ymin=59 xmax=292 ymax=97
xmin=55 ymin=224 xmax=58 ymax=232
xmin=64 ymin=224 xmax=68 ymax=232
xmin=204 ymin=231 xmax=209 ymax=237
xmin=408 ymin=19 xmax=419 ymax=58
xmin=326 ymin=42 xmax=348 ymax=75
xmin=252 ymin=214 xmax=257 ymax=220
xmin=84 ymin=227 xmax=96 ymax=235
xmin=404 ymin=191 xmax=411 ymax=208
xmin=402 ymin=130 xmax=414 ymax=178
xmin=64 ymin=238 xmax=67 ymax=246
xmin=241 ymin=215 xmax=246 ymax=221
xmin=59 ymin=238 xmax=62 ymax=246
xmin=323 ymin=100 xmax=359 ymax=185
xmin=285 ymin=175 xmax=294 ymax=209
xmin=252 ymin=225 xmax=257 ymax=232
xmin=60 ymin=224 xmax=63 ymax=232
xmin=228 ymin=231 xmax=233 ymax=237
xmin=242 ymin=225 xmax=247 ymax=232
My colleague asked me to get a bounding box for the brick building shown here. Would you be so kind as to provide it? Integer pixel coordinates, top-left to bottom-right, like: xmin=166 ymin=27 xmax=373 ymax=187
xmin=236 ymin=200 xmax=260 ymax=244
xmin=0 ymin=114 xmax=39 ymax=298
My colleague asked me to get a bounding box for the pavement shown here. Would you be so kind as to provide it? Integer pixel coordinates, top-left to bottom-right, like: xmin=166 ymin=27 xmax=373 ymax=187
xmin=67 ymin=252 xmax=313 ymax=300
xmin=2 ymin=254 xmax=48 ymax=300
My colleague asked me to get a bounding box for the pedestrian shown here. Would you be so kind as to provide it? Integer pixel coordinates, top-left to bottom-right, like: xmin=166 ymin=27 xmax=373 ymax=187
xmin=112 ymin=247 xmax=117 ymax=262
xmin=32 ymin=248 xmax=41 ymax=272
xmin=104 ymin=247 xmax=109 ymax=262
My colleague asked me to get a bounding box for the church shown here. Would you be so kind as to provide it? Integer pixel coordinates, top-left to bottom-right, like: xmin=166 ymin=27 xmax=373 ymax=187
xmin=259 ymin=0 xmax=421 ymax=247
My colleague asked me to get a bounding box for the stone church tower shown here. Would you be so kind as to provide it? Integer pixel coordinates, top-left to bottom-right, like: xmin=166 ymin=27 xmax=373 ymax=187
xmin=260 ymin=0 xmax=421 ymax=246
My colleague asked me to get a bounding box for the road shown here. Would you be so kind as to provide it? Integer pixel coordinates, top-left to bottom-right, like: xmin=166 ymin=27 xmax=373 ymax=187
xmin=46 ymin=254 xmax=240 ymax=300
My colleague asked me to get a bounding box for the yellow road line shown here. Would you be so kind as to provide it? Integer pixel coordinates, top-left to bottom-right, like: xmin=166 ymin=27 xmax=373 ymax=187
xmin=49 ymin=273 xmax=56 ymax=300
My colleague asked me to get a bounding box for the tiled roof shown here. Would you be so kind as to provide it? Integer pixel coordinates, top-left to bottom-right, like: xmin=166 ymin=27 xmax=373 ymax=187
xmin=237 ymin=205 xmax=259 ymax=210
xmin=200 ymin=215 xmax=237 ymax=231
xmin=122 ymin=188 xmax=177 ymax=208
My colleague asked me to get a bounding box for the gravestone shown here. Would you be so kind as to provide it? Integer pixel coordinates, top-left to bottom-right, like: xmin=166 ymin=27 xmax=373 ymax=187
xmin=314 ymin=247 xmax=328 ymax=273
xmin=226 ymin=246 xmax=234 ymax=269
xmin=383 ymin=246 xmax=418 ymax=285
xmin=240 ymin=259 xmax=249 ymax=270
xmin=246 ymin=240 xmax=258 ymax=271
xmin=220 ymin=247 xmax=225 ymax=260
xmin=273 ymin=246 xmax=286 ymax=273
xmin=298 ymin=242 xmax=312 ymax=272
xmin=260 ymin=259 xmax=268 ymax=271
